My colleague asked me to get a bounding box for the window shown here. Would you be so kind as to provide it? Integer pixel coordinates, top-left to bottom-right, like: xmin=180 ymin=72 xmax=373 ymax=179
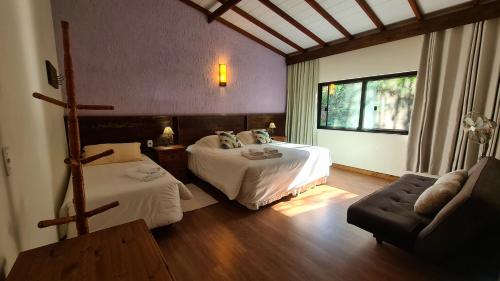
xmin=318 ymin=71 xmax=417 ymax=134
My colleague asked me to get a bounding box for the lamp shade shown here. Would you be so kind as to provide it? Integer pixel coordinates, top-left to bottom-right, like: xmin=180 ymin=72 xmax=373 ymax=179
xmin=163 ymin=126 xmax=174 ymax=136
xmin=269 ymin=122 xmax=276 ymax=129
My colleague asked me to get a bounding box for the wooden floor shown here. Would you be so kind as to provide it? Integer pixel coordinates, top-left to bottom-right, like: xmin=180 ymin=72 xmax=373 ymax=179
xmin=154 ymin=167 xmax=497 ymax=281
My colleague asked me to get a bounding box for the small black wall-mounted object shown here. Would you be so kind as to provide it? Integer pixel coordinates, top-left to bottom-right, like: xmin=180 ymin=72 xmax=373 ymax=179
xmin=45 ymin=60 xmax=59 ymax=89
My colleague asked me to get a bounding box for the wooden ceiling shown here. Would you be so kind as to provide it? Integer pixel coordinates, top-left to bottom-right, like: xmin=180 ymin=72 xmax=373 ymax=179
xmin=180 ymin=0 xmax=500 ymax=64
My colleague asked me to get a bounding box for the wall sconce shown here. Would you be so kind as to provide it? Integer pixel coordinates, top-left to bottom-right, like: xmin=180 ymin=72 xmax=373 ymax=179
xmin=219 ymin=64 xmax=227 ymax=86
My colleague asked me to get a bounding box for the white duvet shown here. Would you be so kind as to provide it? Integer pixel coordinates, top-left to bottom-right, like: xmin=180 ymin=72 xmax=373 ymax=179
xmin=187 ymin=141 xmax=331 ymax=210
xmin=59 ymin=155 xmax=185 ymax=238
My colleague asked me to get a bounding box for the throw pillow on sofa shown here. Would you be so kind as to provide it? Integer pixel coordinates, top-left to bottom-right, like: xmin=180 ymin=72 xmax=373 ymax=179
xmin=414 ymin=170 xmax=468 ymax=215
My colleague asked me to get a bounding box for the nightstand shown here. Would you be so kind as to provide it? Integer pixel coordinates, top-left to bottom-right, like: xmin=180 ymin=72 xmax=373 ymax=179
xmin=154 ymin=145 xmax=188 ymax=183
xmin=271 ymin=135 xmax=287 ymax=142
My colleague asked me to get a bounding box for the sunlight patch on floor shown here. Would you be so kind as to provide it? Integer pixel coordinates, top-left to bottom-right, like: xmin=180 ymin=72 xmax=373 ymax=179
xmin=272 ymin=185 xmax=359 ymax=217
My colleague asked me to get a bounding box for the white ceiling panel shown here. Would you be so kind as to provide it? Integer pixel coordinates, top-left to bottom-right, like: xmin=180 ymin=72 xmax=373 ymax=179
xmin=418 ymin=0 xmax=470 ymax=14
xmin=221 ymin=10 xmax=297 ymax=53
xmin=316 ymin=0 xmax=375 ymax=35
xmin=366 ymin=0 xmax=414 ymax=25
xmin=270 ymin=0 xmax=344 ymax=42
xmin=191 ymin=0 xmax=219 ymax=11
xmin=237 ymin=0 xmax=319 ymax=48
xmin=186 ymin=0 xmax=477 ymax=55
xmin=207 ymin=1 xmax=221 ymax=13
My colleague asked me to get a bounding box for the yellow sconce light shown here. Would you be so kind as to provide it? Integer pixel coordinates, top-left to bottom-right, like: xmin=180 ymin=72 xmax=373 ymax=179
xmin=219 ymin=64 xmax=227 ymax=86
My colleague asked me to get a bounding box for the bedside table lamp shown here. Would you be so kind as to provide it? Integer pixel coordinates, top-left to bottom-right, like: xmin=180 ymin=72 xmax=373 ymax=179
xmin=268 ymin=122 xmax=276 ymax=136
xmin=161 ymin=126 xmax=174 ymax=146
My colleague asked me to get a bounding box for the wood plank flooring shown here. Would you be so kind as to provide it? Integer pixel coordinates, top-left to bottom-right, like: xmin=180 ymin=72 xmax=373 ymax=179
xmin=153 ymin=167 xmax=498 ymax=281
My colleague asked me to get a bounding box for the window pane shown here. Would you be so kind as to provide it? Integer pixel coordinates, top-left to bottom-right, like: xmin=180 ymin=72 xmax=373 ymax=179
xmin=327 ymin=82 xmax=362 ymax=129
xmin=319 ymin=86 xmax=328 ymax=127
xmin=363 ymin=76 xmax=416 ymax=131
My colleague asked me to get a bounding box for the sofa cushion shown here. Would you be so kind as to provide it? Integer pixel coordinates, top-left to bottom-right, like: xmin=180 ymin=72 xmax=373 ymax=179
xmin=347 ymin=174 xmax=437 ymax=250
xmin=414 ymin=170 xmax=468 ymax=215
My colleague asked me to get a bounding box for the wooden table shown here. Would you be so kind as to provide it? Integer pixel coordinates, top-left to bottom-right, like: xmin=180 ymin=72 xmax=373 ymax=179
xmin=7 ymin=220 xmax=175 ymax=281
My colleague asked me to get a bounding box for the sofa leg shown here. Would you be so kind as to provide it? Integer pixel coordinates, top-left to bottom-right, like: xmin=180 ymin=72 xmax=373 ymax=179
xmin=374 ymin=235 xmax=383 ymax=244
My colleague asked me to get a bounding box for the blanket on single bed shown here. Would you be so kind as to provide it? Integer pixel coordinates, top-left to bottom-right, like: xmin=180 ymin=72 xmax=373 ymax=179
xmin=59 ymin=155 xmax=188 ymax=238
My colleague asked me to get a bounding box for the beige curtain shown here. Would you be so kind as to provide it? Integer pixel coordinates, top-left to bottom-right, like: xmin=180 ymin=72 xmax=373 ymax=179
xmin=285 ymin=59 xmax=319 ymax=145
xmin=407 ymin=19 xmax=500 ymax=175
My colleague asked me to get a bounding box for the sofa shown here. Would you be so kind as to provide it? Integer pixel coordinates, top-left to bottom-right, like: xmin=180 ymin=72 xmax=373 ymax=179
xmin=347 ymin=157 xmax=500 ymax=259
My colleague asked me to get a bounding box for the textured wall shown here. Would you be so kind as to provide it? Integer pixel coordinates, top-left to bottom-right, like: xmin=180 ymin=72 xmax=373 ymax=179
xmin=51 ymin=0 xmax=286 ymax=115
xmin=1 ymin=0 xmax=69 ymax=272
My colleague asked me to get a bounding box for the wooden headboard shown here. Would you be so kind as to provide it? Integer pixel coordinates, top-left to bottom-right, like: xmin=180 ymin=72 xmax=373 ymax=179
xmin=176 ymin=115 xmax=246 ymax=145
xmin=175 ymin=113 xmax=286 ymax=145
xmin=70 ymin=113 xmax=286 ymax=148
xmin=246 ymin=113 xmax=286 ymax=136
xmin=72 ymin=116 xmax=173 ymax=150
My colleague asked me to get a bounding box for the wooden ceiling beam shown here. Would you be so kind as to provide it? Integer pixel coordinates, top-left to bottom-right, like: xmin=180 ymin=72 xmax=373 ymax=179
xmin=304 ymin=0 xmax=352 ymax=39
xmin=287 ymin=0 xmax=500 ymax=64
xmin=408 ymin=0 xmax=424 ymax=21
xmin=207 ymin=0 xmax=241 ymax=23
xmin=228 ymin=4 xmax=305 ymax=52
xmin=257 ymin=0 xmax=326 ymax=46
xmin=355 ymin=0 xmax=385 ymax=31
xmin=179 ymin=0 xmax=285 ymax=56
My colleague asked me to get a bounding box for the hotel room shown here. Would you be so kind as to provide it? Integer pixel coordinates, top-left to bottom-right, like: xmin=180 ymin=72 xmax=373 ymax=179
xmin=0 ymin=0 xmax=499 ymax=280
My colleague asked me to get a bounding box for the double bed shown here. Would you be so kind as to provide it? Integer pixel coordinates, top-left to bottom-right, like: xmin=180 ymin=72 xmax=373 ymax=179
xmin=187 ymin=135 xmax=331 ymax=210
xmin=59 ymin=155 xmax=187 ymax=238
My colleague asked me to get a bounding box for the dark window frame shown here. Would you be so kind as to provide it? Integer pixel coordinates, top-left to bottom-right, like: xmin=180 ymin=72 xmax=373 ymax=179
xmin=317 ymin=71 xmax=417 ymax=135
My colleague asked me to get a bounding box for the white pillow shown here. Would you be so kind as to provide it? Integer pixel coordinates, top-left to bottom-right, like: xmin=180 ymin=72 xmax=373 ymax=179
xmin=83 ymin=142 xmax=142 ymax=166
xmin=236 ymin=131 xmax=256 ymax=145
xmin=195 ymin=135 xmax=220 ymax=148
xmin=414 ymin=170 xmax=468 ymax=215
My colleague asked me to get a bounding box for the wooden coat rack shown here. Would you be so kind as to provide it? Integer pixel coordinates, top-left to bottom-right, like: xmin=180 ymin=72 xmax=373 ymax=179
xmin=34 ymin=21 xmax=119 ymax=236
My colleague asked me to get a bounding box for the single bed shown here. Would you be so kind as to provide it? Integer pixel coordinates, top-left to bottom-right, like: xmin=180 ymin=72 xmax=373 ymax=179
xmin=59 ymin=155 xmax=186 ymax=238
xmin=187 ymin=135 xmax=331 ymax=210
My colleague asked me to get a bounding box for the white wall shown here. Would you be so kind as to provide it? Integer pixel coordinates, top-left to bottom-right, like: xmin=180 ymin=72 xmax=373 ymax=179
xmin=0 ymin=0 xmax=68 ymax=273
xmin=318 ymin=36 xmax=424 ymax=176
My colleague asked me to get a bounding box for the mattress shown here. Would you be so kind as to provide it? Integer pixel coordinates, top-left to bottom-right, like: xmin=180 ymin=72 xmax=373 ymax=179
xmin=187 ymin=141 xmax=331 ymax=210
xmin=59 ymin=155 xmax=184 ymax=238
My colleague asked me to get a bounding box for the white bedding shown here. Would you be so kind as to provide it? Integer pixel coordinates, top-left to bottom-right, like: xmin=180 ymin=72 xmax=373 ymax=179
xmin=187 ymin=141 xmax=331 ymax=210
xmin=59 ymin=155 xmax=185 ymax=238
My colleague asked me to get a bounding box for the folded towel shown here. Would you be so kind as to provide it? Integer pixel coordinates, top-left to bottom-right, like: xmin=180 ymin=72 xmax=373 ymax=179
xmin=126 ymin=168 xmax=166 ymax=182
xmin=265 ymin=152 xmax=283 ymax=159
xmin=248 ymin=148 xmax=264 ymax=156
xmin=241 ymin=152 xmax=267 ymax=160
xmin=137 ymin=164 xmax=162 ymax=174
xmin=241 ymin=151 xmax=283 ymax=160
xmin=263 ymin=147 xmax=279 ymax=154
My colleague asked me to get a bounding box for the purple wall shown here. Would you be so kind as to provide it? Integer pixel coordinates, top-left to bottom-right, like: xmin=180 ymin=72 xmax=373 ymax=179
xmin=50 ymin=0 xmax=286 ymax=115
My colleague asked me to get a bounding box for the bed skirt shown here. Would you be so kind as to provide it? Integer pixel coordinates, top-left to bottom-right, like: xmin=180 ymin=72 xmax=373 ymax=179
xmin=238 ymin=176 xmax=328 ymax=210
